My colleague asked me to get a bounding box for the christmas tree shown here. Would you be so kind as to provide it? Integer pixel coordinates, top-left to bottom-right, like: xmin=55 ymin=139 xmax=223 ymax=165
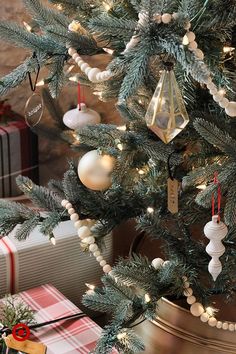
xmin=0 ymin=0 xmax=236 ymax=352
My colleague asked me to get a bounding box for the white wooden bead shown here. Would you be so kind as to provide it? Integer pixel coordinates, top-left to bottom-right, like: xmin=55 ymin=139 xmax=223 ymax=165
xmin=190 ymin=303 xmax=204 ymax=317
xmin=74 ymin=221 xmax=82 ymax=229
xmin=216 ymin=321 xmax=222 ymax=329
xmin=85 ymin=67 xmax=91 ymax=75
xmin=154 ymin=14 xmax=162 ymax=23
xmin=187 ymin=295 xmax=196 ymax=304
xmin=103 ymin=264 xmax=112 ymax=273
xmin=200 ymin=312 xmax=209 ymax=322
xmin=161 ymin=13 xmax=172 ymax=24
xmin=72 ymin=53 xmax=79 ymax=60
xmin=100 ymin=260 xmax=107 ymax=267
xmin=183 ymin=288 xmax=193 ymax=297
xmin=151 ymin=258 xmax=164 ymax=269
xmin=184 ymin=21 xmax=191 ymax=30
xmin=76 ymin=58 xmax=84 ymax=66
xmin=213 ymin=93 xmax=224 ymax=103
xmin=222 ymin=322 xmax=229 ymax=330
xmin=61 ymin=199 xmax=69 ymax=207
xmin=194 ymin=48 xmax=204 ymax=60
xmin=89 ymin=244 xmax=98 ymax=252
xmin=207 ymin=82 xmax=216 ymax=90
xmin=70 ymin=213 xmax=79 ymax=222
xmin=88 ymin=68 xmax=101 ymax=82
xmin=65 ymin=202 xmax=72 ymax=210
xmin=208 ymin=317 xmax=217 ymax=327
xmin=219 ymin=97 xmax=229 ymax=108
xmin=83 ymin=236 xmax=95 ymax=244
xmin=163 ymin=260 xmax=170 ymax=266
xmin=93 ymin=250 xmax=101 ymax=257
xmin=77 ymin=226 xmax=90 ymax=239
xmin=188 ymin=41 xmax=198 ymax=51
xmin=183 ymin=281 xmax=190 ymax=288
xmin=229 ymin=323 xmax=235 ymax=331
xmin=210 ymin=87 xmax=218 ymax=95
xmin=96 ymin=256 xmax=103 ymax=262
xmin=186 ymin=31 xmax=196 ymax=42
xmin=225 ymin=101 xmax=236 ymax=117
xmin=68 ymin=48 xmax=77 ymax=56
xmin=68 ymin=208 xmax=75 ymax=215
xmin=182 ymin=276 xmax=188 ymax=282
xmin=80 ymin=63 xmax=90 ymax=72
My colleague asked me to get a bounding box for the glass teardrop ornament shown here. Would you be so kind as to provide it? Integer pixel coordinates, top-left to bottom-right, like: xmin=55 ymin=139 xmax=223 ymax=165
xmin=145 ymin=70 xmax=189 ymax=144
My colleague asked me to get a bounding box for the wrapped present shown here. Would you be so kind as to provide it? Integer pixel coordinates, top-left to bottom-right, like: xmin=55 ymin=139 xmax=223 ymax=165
xmin=0 ymin=101 xmax=38 ymax=198
xmin=0 ymin=220 xmax=113 ymax=308
xmin=2 ymin=284 xmax=105 ymax=354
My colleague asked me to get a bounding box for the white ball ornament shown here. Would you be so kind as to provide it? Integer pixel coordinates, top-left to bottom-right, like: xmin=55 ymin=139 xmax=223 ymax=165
xmin=225 ymin=101 xmax=236 ymax=117
xmin=63 ymin=103 xmax=101 ymax=130
xmin=204 ymin=215 xmax=228 ymax=281
xmin=190 ymin=303 xmax=204 ymax=317
xmin=77 ymin=150 xmax=115 ymax=191
xmin=151 ymin=258 xmax=164 ymax=269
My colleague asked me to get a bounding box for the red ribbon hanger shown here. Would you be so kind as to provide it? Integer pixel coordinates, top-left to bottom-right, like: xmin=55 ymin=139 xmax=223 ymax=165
xmin=212 ymin=172 xmax=221 ymax=222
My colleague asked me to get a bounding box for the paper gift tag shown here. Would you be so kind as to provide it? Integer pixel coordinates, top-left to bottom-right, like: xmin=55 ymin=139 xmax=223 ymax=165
xmin=167 ymin=178 xmax=179 ymax=214
xmin=4 ymin=334 xmax=46 ymax=354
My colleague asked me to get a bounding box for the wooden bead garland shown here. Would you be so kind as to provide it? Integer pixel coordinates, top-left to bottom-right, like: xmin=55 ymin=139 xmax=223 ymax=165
xmin=67 ymin=24 xmax=112 ymax=83
xmin=151 ymin=257 xmax=236 ymax=331
xmin=124 ymin=12 xmax=236 ymax=118
xmin=61 ymin=199 xmax=112 ymax=274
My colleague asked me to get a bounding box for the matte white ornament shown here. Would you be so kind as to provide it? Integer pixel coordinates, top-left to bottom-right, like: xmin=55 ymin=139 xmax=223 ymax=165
xmin=190 ymin=302 xmax=204 ymax=317
xmin=225 ymin=101 xmax=236 ymax=117
xmin=63 ymin=103 xmax=101 ymax=130
xmin=204 ymin=215 xmax=228 ymax=281
xmin=151 ymin=258 xmax=164 ymax=269
xmin=78 ymin=150 xmax=115 ymax=191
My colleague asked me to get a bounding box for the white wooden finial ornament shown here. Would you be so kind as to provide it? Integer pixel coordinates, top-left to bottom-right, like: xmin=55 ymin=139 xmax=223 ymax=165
xmin=63 ymin=103 xmax=101 ymax=130
xmin=204 ymin=215 xmax=228 ymax=281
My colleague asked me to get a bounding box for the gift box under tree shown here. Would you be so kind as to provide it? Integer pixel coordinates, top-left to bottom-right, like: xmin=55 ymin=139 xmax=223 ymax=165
xmin=0 ymin=100 xmax=38 ymax=198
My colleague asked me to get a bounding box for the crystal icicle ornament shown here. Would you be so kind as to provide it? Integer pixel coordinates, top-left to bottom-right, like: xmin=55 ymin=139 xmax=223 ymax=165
xmin=145 ymin=69 xmax=189 ymax=144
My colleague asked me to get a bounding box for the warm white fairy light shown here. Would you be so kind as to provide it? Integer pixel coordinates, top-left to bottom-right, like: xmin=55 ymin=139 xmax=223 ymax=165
xmin=56 ymin=4 xmax=63 ymax=10
xmin=223 ymin=46 xmax=235 ymax=53
xmin=206 ymin=306 xmax=217 ymax=317
xmin=147 ymin=206 xmax=154 ymax=214
xmin=93 ymin=91 xmax=103 ymax=98
xmin=116 ymin=125 xmax=127 ymax=131
xmin=85 ymin=283 xmax=95 ymax=290
xmin=144 ymin=293 xmax=151 ymax=303
xmin=218 ymin=88 xmax=226 ymax=96
xmin=65 ymin=65 xmax=75 ymax=74
xmin=102 ymin=47 xmax=114 ymax=55
xmin=50 ymin=236 xmax=56 ymax=246
xmin=138 ymin=169 xmax=145 ymax=175
xmin=23 ymin=21 xmax=32 ymax=32
xmin=196 ymin=184 xmax=207 ymax=190
xmin=117 ymin=332 xmax=127 ymax=340
xmin=117 ymin=143 xmax=123 ymax=151
xmin=69 ymin=75 xmax=78 ymax=82
xmin=103 ymin=1 xmax=111 ymax=11
xmin=36 ymin=79 xmax=45 ymax=87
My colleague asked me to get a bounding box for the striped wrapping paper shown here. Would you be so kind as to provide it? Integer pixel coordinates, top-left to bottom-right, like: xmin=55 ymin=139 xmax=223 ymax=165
xmin=0 ymin=120 xmax=38 ymax=198
xmin=17 ymin=284 xmax=104 ymax=353
xmin=0 ymin=220 xmax=113 ymax=309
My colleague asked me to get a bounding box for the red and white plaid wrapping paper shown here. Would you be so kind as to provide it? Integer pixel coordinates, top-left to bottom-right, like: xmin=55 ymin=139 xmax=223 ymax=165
xmin=19 ymin=284 xmax=102 ymax=354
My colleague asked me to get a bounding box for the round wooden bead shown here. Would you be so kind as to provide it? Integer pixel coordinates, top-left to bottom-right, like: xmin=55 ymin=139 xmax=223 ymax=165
xmin=88 ymin=68 xmax=101 ymax=82
xmin=68 ymin=208 xmax=75 ymax=215
xmin=190 ymin=303 xmax=204 ymax=317
xmin=74 ymin=221 xmax=82 ymax=229
xmin=161 ymin=13 xmax=172 ymax=23
xmin=93 ymin=250 xmax=101 ymax=257
xmin=194 ymin=48 xmax=204 ymax=60
xmin=213 ymin=93 xmax=224 ymax=102
xmin=172 ymin=13 xmax=179 ymax=20
xmin=183 ymin=281 xmax=190 ymax=288
xmin=200 ymin=312 xmax=209 ymax=322
xmin=89 ymin=244 xmax=98 ymax=252
xmin=207 ymin=82 xmax=216 ymax=90
xmin=210 ymin=87 xmax=218 ymax=95
xmin=85 ymin=67 xmax=91 ymax=75
xmin=188 ymin=41 xmax=198 ymax=51
xmin=68 ymin=48 xmax=77 ymax=56
xmin=70 ymin=213 xmax=79 ymax=222
xmin=77 ymin=226 xmax=90 ymax=239
xmin=100 ymin=260 xmax=107 ymax=267
xmin=151 ymin=258 xmax=164 ymax=269
xmin=154 ymin=13 xmax=162 ymax=23
xmin=187 ymin=296 xmax=196 ymax=305
xmin=222 ymin=322 xmax=229 ymax=330
xmin=83 ymin=236 xmax=95 ymax=244
xmin=81 ymin=63 xmax=90 ymax=72
xmin=229 ymin=323 xmax=235 ymax=331
xmin=208 ymin=317 xmax=217 ymax=327
xmin=61 ymin=199 xmax=69 ymax=207
xmin=76 ymin=58 xmax=84 ymax=66
xmin=216 ymin=321 xmax=222 ymax=329
xmin=182 ymin=276 xmax=188 ymax=282
xmin=72 ymin=53 xmax=79 ymax=60
xmin=183 ymin=288 xmax=193 ymax=297
xmin=103 ymin=264 xmax=112 ymax=273
xmin=65 ymin=202 xmax=72 ymax=210
xmin=219 ymin=97 xmax=229 ymax=108
xmin=225 ymin=101 xmax=236 ymax=117
xmin=184 ymin=21 xmax=191 ymax=30
xmin=186 ymin=31 xmax=195 ymax=42
xmin=96 ymin=256 xmax=103 ymax=262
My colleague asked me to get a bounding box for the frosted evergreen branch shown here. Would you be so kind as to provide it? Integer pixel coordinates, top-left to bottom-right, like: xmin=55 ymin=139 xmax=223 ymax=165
xmin=41 ymin=87 xmax=64 ymax=129
xmin=23 ymin=0 xmax=70 ymax=28
xmin=15 ymin=214 xmax=40 ymax=241
xmin=224 ymin=185 xmax=236 ymax=226
xmin=183 ymin=163 xmax=224 ymax=188
xmin=48 ymin=55 xmax=66 ymax=97
xmin=40 ymin=211 xmax=63 ymax=236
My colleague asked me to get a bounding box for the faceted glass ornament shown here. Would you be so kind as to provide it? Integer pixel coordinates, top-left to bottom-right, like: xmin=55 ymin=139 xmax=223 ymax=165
xmin=145 ymin=70 xmax=189 ymax=144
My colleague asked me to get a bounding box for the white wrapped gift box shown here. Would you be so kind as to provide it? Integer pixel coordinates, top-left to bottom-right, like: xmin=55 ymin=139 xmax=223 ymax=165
xmin=0 ymin=220 xmax=113 ymax=307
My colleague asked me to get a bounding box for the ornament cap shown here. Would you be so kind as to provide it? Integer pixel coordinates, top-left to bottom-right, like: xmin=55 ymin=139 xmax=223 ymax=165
xmin=77 ymin=103 xmax=87 ymax=112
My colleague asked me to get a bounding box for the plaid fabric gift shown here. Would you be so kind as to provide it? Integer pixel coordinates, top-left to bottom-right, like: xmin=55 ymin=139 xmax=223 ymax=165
xmin=15 ymin=284 xmax=104 ymax=354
